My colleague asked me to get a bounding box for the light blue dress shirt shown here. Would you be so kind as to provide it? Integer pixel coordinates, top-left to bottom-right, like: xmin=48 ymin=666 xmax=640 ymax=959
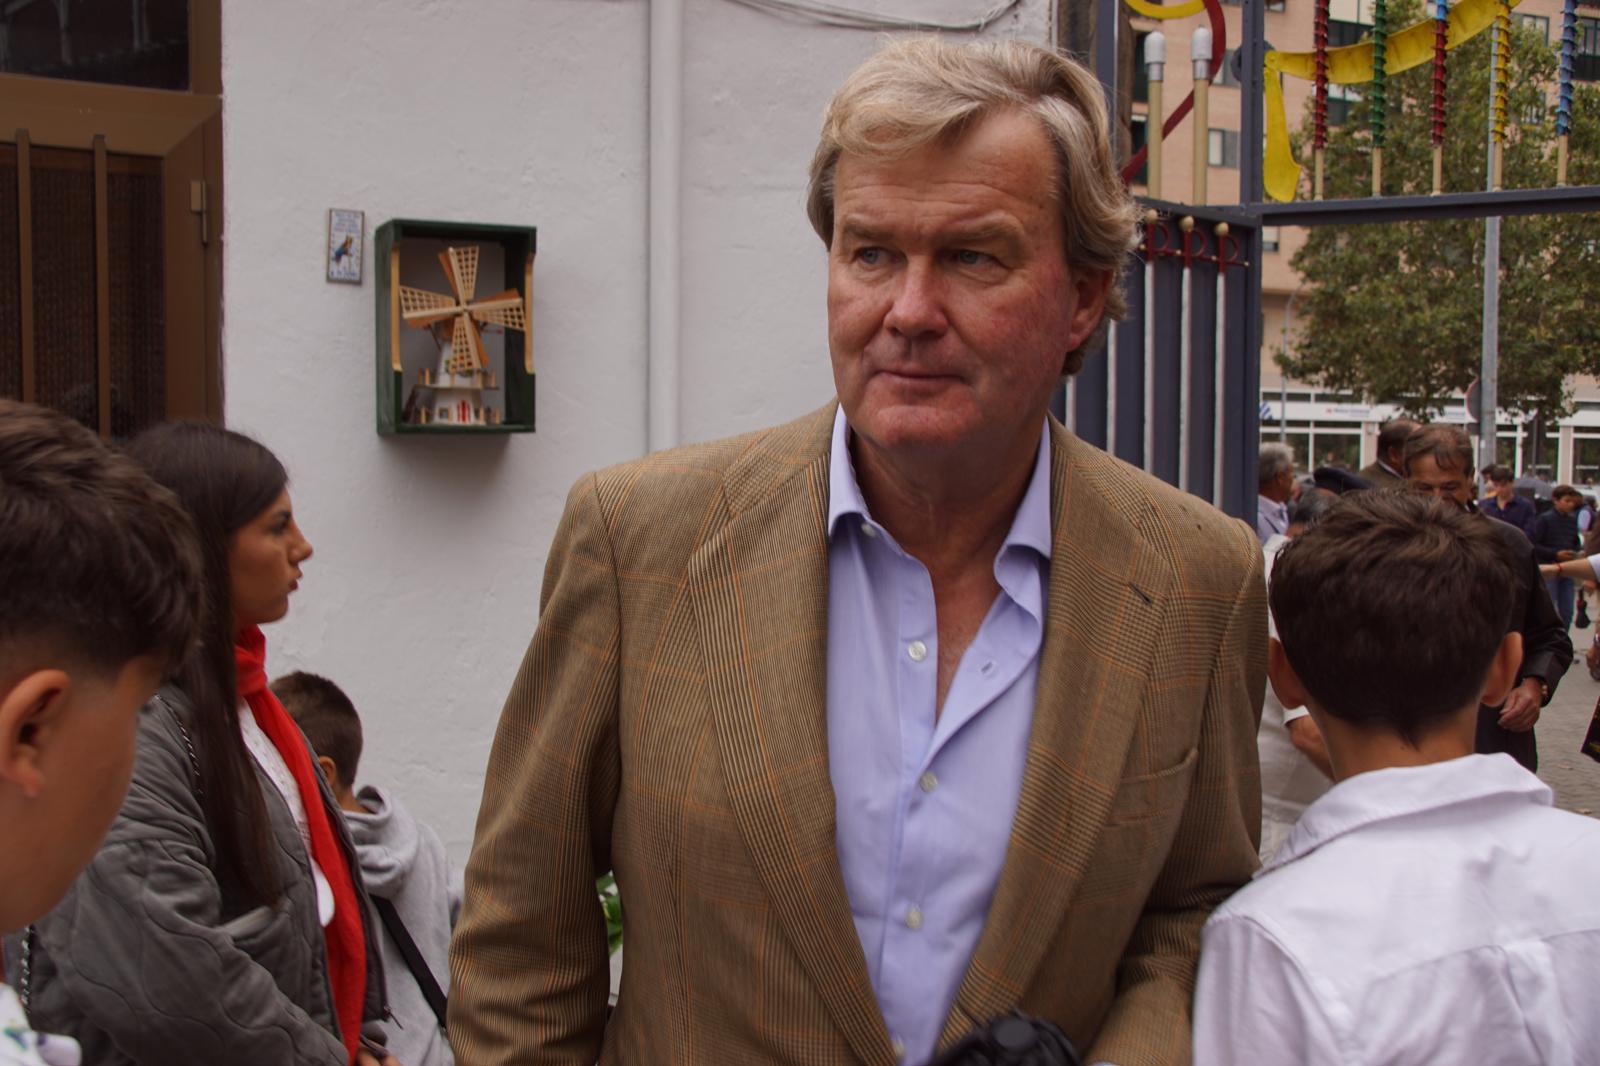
xmin=826 ymin=407 xmax=1052 ymax=1065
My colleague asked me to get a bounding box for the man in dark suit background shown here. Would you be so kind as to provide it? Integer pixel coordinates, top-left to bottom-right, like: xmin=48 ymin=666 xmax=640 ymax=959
xmin=1359 ymin=418 xmax=1418 ymax=488
xmin=1401 ymin=424 xmax=1571 ymax=771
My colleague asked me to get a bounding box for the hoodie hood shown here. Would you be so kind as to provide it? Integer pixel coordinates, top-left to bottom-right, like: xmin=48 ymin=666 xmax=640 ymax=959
xmin=345 ymin=785 xmax=422 ymax=897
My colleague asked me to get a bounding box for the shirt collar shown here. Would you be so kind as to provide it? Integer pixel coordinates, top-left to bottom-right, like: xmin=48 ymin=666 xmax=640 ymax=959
xmin=1379 ymin=459 xmax=1402 ymax=479
xmin=1262 ymin=753 xmax=1552 ymax=877
xmin=827 ymin=406 xmax=1053 ymax=563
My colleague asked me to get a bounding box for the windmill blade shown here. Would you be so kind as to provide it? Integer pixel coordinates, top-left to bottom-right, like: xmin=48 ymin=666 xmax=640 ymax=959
xmin=464 ymin=315 xmax=489 ymax=368
xmin=467 ymin=290 xmax=527 ymax=332
xmin=398 ymin=285 xmax=460 ymax=327
xmin=447 ymin=314 xmax=476 ymax=373
xmin=443 ymin=246 xmax=480 ymax=304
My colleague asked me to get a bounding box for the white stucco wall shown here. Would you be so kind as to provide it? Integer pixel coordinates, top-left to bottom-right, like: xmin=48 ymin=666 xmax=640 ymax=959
xmin=221 ymin=0 xmax=1050 ymax=863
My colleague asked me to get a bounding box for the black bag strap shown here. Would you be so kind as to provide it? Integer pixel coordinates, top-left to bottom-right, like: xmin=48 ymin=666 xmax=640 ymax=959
xmin=371 ymin=895 xmax=448 ymax=1030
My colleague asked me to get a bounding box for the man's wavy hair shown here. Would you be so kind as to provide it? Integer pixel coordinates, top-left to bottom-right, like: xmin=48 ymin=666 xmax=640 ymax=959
xmin=805 ymin=36 xmax=1139 ymax=374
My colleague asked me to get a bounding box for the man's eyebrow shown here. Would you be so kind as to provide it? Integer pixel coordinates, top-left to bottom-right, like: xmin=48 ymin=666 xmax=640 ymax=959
xmin=837 ymin=220 xmax=890 ymax=244
xmin=944 ymin=222 xmax=1026 ymax=247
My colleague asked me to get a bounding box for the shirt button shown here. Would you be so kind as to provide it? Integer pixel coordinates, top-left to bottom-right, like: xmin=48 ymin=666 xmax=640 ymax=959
xmin=918 ymin=771 xmax=938 ymax=793
xmin=905 ymin=905 xmax=923 ymax=930
xmin=908 ymin=640 xmax=928 ymax=662
xmin=892 ymin=1038 xmax=907 ymax=1060
xmin=861 ymin=522 xmax=878 ymax=538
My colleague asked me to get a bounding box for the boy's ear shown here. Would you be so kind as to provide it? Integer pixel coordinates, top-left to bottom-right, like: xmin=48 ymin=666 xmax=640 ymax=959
xmin=315 ymin=754 xmax=342 ymax=790
xmin=1267 ymin=638 xmax=1310 ymax=711
xmin=1479 ymin=631 xmax=1524 ymax=708
xmin=0 ymin=670 xmax=72 ymax=799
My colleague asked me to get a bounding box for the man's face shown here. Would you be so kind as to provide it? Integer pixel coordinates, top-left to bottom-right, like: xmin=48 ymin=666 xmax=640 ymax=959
xmin=1555 ymin=493 xmax=1581 ymax=514
xmin=1407 ymin=453 xmax=1473 ymax=508
xmin=1492 ymin=478 xmax=1515 ymax=500
xmin=826 ymin=109 xmax=1109 ymax=464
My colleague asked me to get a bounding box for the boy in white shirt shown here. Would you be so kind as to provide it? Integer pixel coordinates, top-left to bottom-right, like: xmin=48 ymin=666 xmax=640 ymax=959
xmin=1194 ymin=490 xmax=1600 ymax=1066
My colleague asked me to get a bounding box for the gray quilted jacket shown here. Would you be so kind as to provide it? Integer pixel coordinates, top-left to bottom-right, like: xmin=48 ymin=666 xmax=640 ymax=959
xmin=9 ymin=686 xmax=388 ymax=1065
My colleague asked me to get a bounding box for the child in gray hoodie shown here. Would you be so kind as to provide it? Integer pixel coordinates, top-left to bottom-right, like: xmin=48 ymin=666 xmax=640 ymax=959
xmin=274 ymin=672 xmax=460 ymax=1066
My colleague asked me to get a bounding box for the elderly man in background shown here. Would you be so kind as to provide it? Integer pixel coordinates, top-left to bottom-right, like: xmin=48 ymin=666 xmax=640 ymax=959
xmin=1358 ymin=417 xmax=1418 ymax=488
xmin=451 ymin=36 xmax=1265 ymax=1066
xmin=1257 ymin=442 xmax=1296 ymax=543
xmin=1402 ymin=424 xmax=1571 ymax=771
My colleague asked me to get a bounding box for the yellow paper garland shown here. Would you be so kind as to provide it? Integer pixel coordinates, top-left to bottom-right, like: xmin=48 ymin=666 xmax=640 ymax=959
xmin=1261 ymin=0 xmax=1522 ymax=200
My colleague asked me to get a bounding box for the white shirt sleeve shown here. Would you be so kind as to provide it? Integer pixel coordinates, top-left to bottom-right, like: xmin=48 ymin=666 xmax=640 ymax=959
xmin=1194 ymin=916 xmax=1344 ymax=1066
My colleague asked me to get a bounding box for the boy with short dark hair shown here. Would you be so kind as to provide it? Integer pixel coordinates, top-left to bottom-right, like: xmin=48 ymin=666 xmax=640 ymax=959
xmin=0 ymin=400 xmax=203 ymax=1065
xmin=272 ymin=671 xmax=457 ymax=1066
xmin=1194 ymin=491 xmax=1600 ymax=1064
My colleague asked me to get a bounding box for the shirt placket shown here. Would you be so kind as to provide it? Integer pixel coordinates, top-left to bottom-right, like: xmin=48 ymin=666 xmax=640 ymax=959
xmin=879 ymin=547 xmax=938 ymax=1061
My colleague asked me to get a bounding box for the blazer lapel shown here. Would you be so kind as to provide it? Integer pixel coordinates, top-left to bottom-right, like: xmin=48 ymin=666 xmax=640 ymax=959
xmin=940 ymin=423 xmax=1174 ymax=1045
xmin=686 ymin=405 xmax=895 ymax=1066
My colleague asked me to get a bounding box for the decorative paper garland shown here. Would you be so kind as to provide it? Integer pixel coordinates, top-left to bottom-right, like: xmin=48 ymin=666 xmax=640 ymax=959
xmin=1260 ymin=0 xmax=1525 ymax=200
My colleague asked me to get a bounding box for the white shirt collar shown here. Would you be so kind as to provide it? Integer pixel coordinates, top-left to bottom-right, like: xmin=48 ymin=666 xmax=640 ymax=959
xmin=1263 ymin=753 xmax=1552 ymax=877
xmin=825 ymin=405 xmax=1053 ymax=562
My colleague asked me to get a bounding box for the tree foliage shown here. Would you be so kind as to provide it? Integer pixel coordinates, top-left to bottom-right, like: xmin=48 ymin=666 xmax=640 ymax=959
xmin=1284 ymin=8 xmax=1600 ymax=420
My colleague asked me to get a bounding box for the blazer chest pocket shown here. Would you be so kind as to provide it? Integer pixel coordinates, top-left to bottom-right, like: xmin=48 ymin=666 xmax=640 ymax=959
xmin=1105 ymin=747 xmax=1199 ymax=826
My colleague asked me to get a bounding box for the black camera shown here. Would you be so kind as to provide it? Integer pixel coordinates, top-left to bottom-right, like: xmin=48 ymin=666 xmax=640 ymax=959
xmin=925 ymin=1012 xmax=1083 ymax=1066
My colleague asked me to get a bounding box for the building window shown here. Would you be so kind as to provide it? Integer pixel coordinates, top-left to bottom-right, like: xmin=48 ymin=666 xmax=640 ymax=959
xmin=1130 ymin=113 xmax=1149 ymax=187
xmin=1221 ymin=0 xmax=1284 ymax=10
xmin=1328 ymin=18 xmax=1369 ymax=47
xmin=1134 ymin=31 xmax=1150 ymax=103
xmin=1262 ymin=226 xmax=1282 ymax=252
xmin=1578 ymin=17 xmax=1600 ymax=82
xmin=1512 ymin=12 xmax=1549 ymax=42
xmin=1217 ymin=48 xmax=1241 ymax=87
xmin=1328 ymin=83 xmax=1361 ymax=126
xmin=1208 ymin=128 xmax=1240 ymax=168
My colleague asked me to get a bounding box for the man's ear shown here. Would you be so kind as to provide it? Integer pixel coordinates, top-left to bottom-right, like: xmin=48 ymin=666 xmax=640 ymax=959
xmin=0 ymin=670 xmax=72 ymax=799
xmin=1063 ymin=269 xmax=1112 ymax=354
xmin=1480 ymin=631 xmax=1524 ymax=708
xmin=1267 ymin=638 xmax=1310 ymax=711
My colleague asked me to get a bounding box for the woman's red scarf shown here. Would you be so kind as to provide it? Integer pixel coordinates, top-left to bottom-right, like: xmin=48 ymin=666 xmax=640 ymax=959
xmin=235 ymin=625 xmax=367 ymax=1065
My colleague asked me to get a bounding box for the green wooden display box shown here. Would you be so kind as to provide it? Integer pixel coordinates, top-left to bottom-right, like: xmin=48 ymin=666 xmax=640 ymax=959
xmin=375 ymin=218 xmax=537 ymax=434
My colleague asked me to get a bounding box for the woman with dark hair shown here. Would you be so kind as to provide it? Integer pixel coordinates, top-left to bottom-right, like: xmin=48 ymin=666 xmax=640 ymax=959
xmin=11 ymin=423 xmax=396 ymax=1066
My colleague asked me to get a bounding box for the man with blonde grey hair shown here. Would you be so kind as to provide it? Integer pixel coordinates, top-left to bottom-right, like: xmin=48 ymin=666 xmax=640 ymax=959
xmin=1257 ymin=442 xmax=1296 ymax=543
xmin=453 ymin=36 xmax=1265 ymax=1066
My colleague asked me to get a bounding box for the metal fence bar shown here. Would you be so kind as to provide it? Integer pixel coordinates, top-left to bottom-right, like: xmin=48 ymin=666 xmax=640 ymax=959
xmin=93 ymin=133 xmax=110 ymax=438
xmin=16 ymin=128 xmax=34 ymax=403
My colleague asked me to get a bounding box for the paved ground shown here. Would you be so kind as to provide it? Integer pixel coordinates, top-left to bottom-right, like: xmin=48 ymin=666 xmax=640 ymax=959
xmin=1538 ymin=617 xmax=1600 ymax=816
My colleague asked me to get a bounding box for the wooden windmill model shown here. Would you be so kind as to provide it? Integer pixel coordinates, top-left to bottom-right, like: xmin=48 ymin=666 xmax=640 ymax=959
xmin=398 ymin=246 xmax=527 ymax=424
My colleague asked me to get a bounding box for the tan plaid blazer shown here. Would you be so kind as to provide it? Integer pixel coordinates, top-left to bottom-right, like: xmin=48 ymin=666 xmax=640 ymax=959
xmin=450 ymin=402 xmax=1265 ymax=1066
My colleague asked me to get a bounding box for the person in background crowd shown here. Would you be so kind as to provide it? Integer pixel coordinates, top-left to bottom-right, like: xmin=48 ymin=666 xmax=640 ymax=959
xmin=451 ymin=36 xmax=1266 ymax=1066
xmin=10 ymin=423 xmax=396 ymax=1066
xmin=1258 ymin=442 xmax=1296 ymax=543
xmin=0 ymin=401 xmax=203 ymax=1066
xmin=1357 ymin=418 xmax=1418 ymax=488
xmin=1194 ymin=491 xmax=1600 ymax=1065
xmin=1257 ymin=492 xmax=1335 ymax=862
xmin=1480 ymin=465 xmax=1537 ymax=536
xmin=1530 ymin=485 xmax=1584 ymax=629
xmin=1402 ymin=424 xmax=1571 ymax=772
xmin=276 ymin=671 xmax=459 ymax=1066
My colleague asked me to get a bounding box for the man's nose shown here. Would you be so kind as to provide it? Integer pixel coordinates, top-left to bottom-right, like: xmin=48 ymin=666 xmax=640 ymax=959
xmin=884 ymin=260 xmax=948 ymax=339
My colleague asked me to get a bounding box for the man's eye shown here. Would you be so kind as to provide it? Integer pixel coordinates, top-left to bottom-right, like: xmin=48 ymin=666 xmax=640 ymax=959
xmin=954 ymin=249 xmax=991 ymax=266
xmin=856 ymin=248 xmax=884 ymax=265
